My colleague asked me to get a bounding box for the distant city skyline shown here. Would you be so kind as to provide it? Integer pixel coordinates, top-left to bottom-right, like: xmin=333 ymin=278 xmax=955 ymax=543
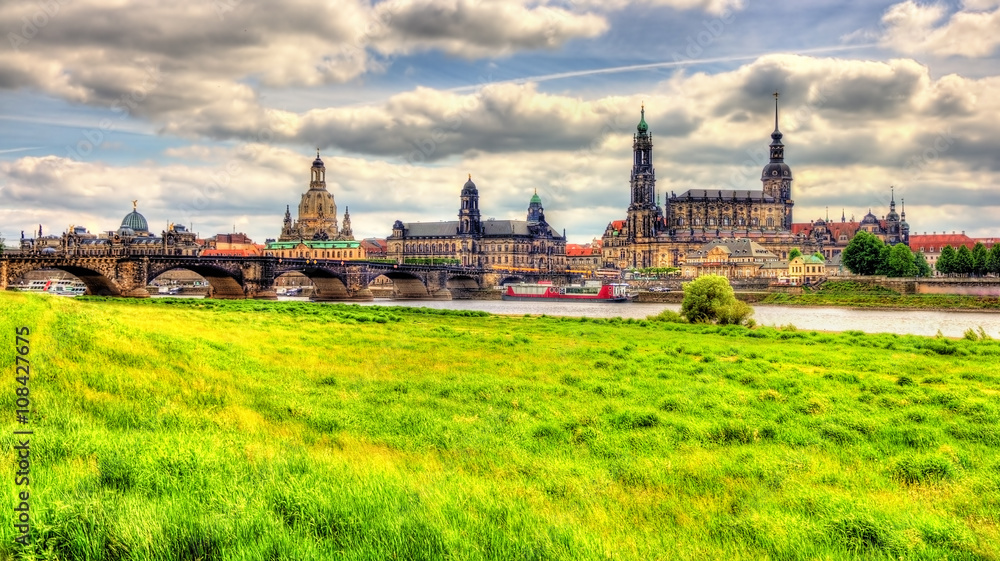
xmin=1 ymin=0 xmax=999 ymax=244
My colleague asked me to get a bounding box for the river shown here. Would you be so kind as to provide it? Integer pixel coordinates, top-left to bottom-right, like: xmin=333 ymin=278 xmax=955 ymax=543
xmin=145 ymin=294 xmax=1000 ymax=338
xmin=345 ymin=299 xmax=1000 ymax=338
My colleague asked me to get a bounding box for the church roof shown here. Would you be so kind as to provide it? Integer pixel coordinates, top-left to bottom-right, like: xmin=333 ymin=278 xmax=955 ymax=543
xmin=675 ymin=189 xmax=776 ymax=202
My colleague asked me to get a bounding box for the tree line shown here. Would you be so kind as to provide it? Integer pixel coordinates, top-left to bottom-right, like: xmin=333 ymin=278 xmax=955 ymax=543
xmin=935 ymin=242 xmax=1000 ymax=276
xmin=841 ymin=231 xmax=932 ymax=277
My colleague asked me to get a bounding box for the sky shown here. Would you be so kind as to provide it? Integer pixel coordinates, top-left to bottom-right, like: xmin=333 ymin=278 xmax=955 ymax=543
xmin=1 ymin=0 xmax=999 ymax=246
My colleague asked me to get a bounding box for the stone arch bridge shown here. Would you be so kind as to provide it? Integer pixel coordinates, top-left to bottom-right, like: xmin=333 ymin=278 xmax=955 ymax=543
xmin=0 ymin=255 xmax=573 ymax=300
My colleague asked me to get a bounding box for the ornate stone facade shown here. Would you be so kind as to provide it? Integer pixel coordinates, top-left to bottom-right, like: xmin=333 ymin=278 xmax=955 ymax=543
xmin=387 ymin=177 xmax=567 ymax=271
xmin=792 ymin=189 xmax=911 ymax=259
xmin=603 ymin=96 xmax=815 ymax=271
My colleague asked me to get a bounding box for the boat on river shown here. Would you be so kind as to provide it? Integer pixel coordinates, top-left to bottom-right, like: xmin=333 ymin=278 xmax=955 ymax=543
xmin=24 ymin=279 xmax=87 ymax=296
xmin=501 ymin=281 xmax=629 ymax=302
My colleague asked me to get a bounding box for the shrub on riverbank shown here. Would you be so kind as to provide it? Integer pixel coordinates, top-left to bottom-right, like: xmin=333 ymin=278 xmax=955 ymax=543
xmin=680 ymin=274 xmax=755 ymax=326
xmin=1 ymin=292 xmax=999 ymax=560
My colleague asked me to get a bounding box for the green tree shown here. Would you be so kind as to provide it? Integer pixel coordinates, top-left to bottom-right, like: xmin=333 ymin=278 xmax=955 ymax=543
xmin=0 ymin=231 xmax=5 ymax=253
xmin=956 ymin=245 xmax=974 ymax=276
xmin=842 ymin=231 xmax=886 ymax=275
xmin=913 ymin=251 xmax=932 ymax=277
xmin=937 ymin=245 xmax=956 ymax=275
xmin=885 ymin=243 xmax=917 ymax=277
xmin=788 ymin=247 xmax=802 ymax=261
xmin=971 ymin=242 xmax=988 ymax=276
xmin=680 ymin=274 xmax=753 ymax=325
xmin=875 ymin=244 xmax=892 ymax=276
xmin=988 ymin=243 xmax=1000 ymax=276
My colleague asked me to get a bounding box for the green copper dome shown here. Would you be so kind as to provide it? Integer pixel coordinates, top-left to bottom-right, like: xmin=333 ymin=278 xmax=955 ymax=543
xmin=637 ymin=105 xmax=648 ymax=133
xmin=121 ymin=208 xmax=148 ymax=232
xmin=530 ymin=192 xmax=542 ymax=205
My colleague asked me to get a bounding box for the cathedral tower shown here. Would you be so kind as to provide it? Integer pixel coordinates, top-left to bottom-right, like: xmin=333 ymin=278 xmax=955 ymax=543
xmin=760 ymin=93 xmax=794 ymax=229
xmin=627 ymin=104 xmax=659 ymax=241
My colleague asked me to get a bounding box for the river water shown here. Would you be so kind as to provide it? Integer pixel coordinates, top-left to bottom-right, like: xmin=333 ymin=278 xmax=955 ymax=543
xmin=346 ymin=299 xmax=1000 ymax=338
xmin=145 ymin=294 xmax=1000 ymax=338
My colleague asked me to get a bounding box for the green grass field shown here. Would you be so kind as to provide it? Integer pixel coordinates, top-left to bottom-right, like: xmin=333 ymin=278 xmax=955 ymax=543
xmin=2 ymin=292 xmax=999 ymax=560
xmin=762 ymin=280 xmax=1000 ymax=310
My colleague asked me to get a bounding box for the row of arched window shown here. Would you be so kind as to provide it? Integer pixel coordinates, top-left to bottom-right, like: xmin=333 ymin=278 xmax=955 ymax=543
xmin=405 ymin=242 xmax=458 ymax=253
xmin=675 ymin=217 xmax=775 ymax=228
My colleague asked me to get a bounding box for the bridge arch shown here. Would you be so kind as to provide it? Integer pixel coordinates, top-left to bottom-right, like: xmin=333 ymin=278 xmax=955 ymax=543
xmin=373 ymin=271 xmax=431 ymax=299
xmin=498 ymin=275 xmax=527 ymax=286
xmin=12 ymin=264 xmax=122 ymax=296
xmin=278 ymin=266 xmax=352 ymax=301
xmin=149 ymin=264 xmax=245 ymax=299
xmin=446 ymin=274 xmax=482 ymax=290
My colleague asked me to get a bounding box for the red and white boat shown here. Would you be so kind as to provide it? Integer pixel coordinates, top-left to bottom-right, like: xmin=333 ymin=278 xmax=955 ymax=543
xmin=501 ymin=281 xmax=629 ymax=302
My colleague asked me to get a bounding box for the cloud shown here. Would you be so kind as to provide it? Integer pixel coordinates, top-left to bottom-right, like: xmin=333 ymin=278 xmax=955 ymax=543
xmin=370 ymin=0 xmax=608 ymax=58
xmin=3 ymin=49 xmax=1000 ymax=245
xmin=879 ymin=0 xmax=1000 ymax=57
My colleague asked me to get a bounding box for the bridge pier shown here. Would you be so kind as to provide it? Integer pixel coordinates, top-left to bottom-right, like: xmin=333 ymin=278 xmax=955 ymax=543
xmin=123 ymin=288 xmax=151 ymax=298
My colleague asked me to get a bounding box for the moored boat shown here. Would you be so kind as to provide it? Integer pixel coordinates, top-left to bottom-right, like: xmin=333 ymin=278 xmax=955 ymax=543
xmin=23 ymin=279 xmax=86 ymax=295
xmin=502 ymin=281 xmax=629 ymax=302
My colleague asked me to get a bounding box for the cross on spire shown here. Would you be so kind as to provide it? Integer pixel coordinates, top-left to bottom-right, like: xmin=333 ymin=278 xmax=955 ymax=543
xmin=773 ymin=91 xmax=780 ymax=132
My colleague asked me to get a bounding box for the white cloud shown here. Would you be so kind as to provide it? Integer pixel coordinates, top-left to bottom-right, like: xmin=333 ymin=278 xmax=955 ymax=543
xmin=880 ymin=0 xmax=1000 ymax=57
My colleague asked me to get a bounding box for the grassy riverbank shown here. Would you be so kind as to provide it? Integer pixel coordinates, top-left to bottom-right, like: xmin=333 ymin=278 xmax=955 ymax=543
xmin=762 ymin=280 xmax=1000 ymax=310
xmin=2 ymin=292 xmax=1000 ymax=560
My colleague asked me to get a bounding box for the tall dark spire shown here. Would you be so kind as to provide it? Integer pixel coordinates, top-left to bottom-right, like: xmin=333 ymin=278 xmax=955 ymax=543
xmin=773 ymin=91 xmax=780 ymax=132
xmin=769 ymin=91 xmax=784 ymax=162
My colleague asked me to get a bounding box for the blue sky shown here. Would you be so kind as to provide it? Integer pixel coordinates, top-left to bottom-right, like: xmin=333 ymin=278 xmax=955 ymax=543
xmin=2 ymin=0 xmax=999 ymax=245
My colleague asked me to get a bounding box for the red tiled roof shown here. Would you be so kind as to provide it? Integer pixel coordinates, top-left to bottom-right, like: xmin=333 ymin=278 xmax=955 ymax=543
xmin=360 ymin=238 xmax=387 ymax=250
xmin=201 ymin=248 xmax=261 ymax=257
xmin=791 ymin=221 xmax=874 ymax=241
xmin=907 ymin=234 xmax=997 ymax=252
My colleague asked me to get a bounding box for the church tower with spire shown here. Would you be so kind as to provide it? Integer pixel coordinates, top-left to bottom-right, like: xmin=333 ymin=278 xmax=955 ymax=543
xmin=340 ymin=207 xmax=354 ymax=240
xmin=626 ymin=104 xmax=660 ymax=242
xmin=761 ymin=92 xmax=794 ymax=229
